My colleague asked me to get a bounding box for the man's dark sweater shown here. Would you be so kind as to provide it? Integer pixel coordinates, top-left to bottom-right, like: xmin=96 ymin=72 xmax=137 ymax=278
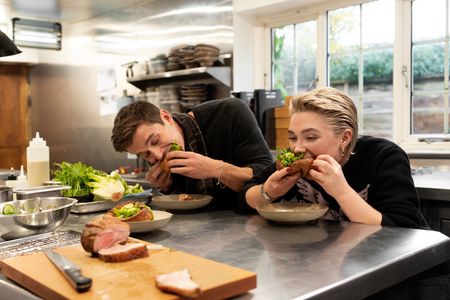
xmin=173 ymin=98 xmax=273 ymax=210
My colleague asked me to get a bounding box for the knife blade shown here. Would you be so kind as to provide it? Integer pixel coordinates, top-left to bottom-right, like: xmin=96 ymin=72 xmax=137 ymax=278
xmin=43 ymin=249 xmax=92 ymax=293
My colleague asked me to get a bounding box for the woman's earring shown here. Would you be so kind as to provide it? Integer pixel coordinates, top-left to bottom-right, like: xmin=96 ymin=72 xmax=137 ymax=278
xmin=340 ymin=146 xmax=345 ymax=157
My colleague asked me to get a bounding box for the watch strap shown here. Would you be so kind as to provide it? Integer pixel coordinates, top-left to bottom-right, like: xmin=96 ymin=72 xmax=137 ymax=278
xmin=260 ymin=184 xmax=277 ymax=202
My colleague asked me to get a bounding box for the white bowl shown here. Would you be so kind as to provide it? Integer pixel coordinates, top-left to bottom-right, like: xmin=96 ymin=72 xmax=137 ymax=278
xmin=151 ymin=194 xmax=212 ymax=210
xmin=128 ymin=210 xmax=172 ymax=233
xmin=256 ymin=202 xmax=329 ymax=224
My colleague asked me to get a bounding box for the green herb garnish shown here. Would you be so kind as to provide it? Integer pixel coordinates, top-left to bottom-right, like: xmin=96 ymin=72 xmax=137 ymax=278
xmin=112 ymin=202 xmax=152 ymax=219
xmin=52 ymin=162 xmax=106 ymax=197
xmin=169 ymin=142 xmax=183 ymax=151
xmin=276 ymin=147 xmax=305 ymax=167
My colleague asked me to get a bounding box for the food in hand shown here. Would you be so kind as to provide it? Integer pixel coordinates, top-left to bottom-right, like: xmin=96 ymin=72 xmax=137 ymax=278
xmin=275 ymin=147 xmax=314 ymax=177
xmin=155 ymin=269 xmax=202 ymax=298
xmin=81 ymin=214 xmax=149 ymax=262
xmin=161 ymin=141 xmax=183 ymax=172
xmin=178 ymin=194 xmax=193 ymax=201
xmin=106 ymin=201 xmax=153 ymax=222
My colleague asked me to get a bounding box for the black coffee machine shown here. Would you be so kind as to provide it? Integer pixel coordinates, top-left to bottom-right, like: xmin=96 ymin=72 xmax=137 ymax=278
xmin=232 ymin=89 xmax=283 ymax=148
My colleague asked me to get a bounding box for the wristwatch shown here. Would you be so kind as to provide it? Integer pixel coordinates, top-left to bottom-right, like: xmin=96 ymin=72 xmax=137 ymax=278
xmin=260 ymin=184 xmax=277 ymax=202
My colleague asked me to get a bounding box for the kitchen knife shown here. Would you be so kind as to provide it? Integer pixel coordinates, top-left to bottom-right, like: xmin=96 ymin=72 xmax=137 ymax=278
xmin=43 ymin=249 xmax=92 ymax=293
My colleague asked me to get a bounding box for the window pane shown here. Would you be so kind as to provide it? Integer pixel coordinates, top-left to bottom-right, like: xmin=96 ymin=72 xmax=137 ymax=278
xmin=412 ymin=93 xmax=445 ymax=134
xmin=328 ymin=6 xmax=360 ymax=54
xmin=362 ymin=0 xmax=394 ymax=47
xmin=272 ymin=25 xmax=295 ymax=96
xmin=412 ymin=43 xmax=445 ymax=90
xmin=412 ymin=0 xmax=446 ymax=42
xmin=329 ymin=1 xmax=394 ymax=139
xmin=329 ymin=53 xmax=358 ymax=98
xmin=363 ymin=48 xmax=393 ymax=93
xmin=295 ymin=21 xmax=317 ymax=91
xmin=362 ymin=96 xmax=393 ymax=139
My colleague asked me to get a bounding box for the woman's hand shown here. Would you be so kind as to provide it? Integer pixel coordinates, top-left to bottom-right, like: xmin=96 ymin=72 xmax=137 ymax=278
xmin=308 ymin=154 xmax=350 ymax=199
xmin=264 ymin=167 xmax=302 ymax=199
xmin=165 ymin=151 xmax=219 ymax=180
xmin=145 ymin=161 xmax=172 ymax=192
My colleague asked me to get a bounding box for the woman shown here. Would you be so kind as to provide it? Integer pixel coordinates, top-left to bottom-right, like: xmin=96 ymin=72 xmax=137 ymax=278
xmin=242 ymin=87 xmax=424 ymax=228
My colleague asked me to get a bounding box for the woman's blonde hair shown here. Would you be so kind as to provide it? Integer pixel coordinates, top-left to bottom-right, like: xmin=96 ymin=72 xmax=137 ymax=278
xmin=289 ymin=87 xmax=358 ymax=159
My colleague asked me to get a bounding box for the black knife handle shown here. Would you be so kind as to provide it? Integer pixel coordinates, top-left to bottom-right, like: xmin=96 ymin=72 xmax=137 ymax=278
xmin=64 ymin=268 xmax=92 ymax=293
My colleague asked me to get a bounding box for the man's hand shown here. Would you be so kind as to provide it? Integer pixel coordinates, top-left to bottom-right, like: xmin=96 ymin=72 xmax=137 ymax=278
xmin=165 ymin=151 xmax=219 ymax=180
xmin=145 ymin=161 xmax=172 ymax=192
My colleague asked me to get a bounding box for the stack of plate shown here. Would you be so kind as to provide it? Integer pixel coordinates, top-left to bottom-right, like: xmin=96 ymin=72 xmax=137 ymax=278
xmin=167 ymin=45 xmax=185 ymax=71
xmin=178 ymin=45 xmax=199 ymax=69
xmin=180 ymin=84 xmax=207 ymax=111
xmin=194 ymin=44 xmax=220 ymax=67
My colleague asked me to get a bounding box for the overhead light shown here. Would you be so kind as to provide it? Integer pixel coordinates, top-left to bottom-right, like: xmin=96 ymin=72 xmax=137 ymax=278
xmin=12 ymin=18 xmax=62 ymax=50
xmin=0 ymin=30 xmax=21 ymax=57
xmin=138 ymin=6 xmax=233 ymax=22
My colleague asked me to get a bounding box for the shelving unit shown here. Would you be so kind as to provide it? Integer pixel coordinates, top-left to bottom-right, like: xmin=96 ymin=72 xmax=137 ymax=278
xmin=127 ymin=66 xmax=231 ymax=90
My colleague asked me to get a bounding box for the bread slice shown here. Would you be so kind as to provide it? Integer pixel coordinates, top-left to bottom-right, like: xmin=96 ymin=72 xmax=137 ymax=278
xmin=276 ymin=157 xmax=314 ymax=177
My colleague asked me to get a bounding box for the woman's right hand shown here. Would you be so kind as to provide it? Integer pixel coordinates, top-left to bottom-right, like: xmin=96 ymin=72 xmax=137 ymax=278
xmin=264 ymin=167 xmax=301 ymax=199
xmin=145 ymin=161 xmax=172 ymax=192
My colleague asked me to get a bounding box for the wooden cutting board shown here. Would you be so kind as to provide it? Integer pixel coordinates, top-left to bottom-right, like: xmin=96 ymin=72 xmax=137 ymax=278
xmin=0 ymin=241 xmax=256 ymax=300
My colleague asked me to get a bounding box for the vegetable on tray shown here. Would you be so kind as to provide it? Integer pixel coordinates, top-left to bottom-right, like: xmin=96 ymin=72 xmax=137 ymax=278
xmin=52 ymin=162 xmax=144 ymax=202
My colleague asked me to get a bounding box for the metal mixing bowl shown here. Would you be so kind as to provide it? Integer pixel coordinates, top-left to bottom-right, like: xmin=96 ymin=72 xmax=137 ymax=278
xmin=0 ymin=197 xmax=77 ymax=240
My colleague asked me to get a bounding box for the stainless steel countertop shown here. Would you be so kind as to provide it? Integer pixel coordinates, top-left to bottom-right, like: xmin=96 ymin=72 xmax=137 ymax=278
xmin=124 ymin=212 xmax=450 ymax=299
xmin=413 ymin=170 xmax=450 ymax=201
xmin=1 ymin=209 xmax=444 ymax=300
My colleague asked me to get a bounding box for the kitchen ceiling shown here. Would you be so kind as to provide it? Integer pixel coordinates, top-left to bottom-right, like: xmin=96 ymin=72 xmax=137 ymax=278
xmin=0 ymin=0 xmax=233 ymax=56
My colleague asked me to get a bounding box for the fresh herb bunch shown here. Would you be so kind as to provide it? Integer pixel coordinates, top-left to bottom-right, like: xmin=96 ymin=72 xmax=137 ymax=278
xmin=53 ymin=162 xmax=106 ymax=197
xmin=169 ymin=141 xmax=182 ymax=151
xmin=276 ymin=147 xmax=305 ymax=167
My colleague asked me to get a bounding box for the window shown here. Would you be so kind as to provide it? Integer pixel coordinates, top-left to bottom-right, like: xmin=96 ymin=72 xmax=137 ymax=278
xmin=411 ymin=0 xmax=449 ymax=135
xmin=328 ymin=0 xmax=395 ymax=139
xmin=272 ymin=20 xmax=317 ymax=97
xmin=268 ymin=0 xmax=450 ymax=151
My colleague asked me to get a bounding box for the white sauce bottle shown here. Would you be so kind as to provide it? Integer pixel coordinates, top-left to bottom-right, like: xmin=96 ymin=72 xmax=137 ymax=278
xmin=26 ymin=132 xmax=50 ymax=187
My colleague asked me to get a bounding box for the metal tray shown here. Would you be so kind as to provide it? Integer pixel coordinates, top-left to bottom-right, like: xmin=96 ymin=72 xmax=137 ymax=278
xmin=70 ymin=189 xmax=154 ymax=214
xmin=0 ymin=230 xmax=80 ymax=260
xmin=14 ymin=185 xmax=71 ymax=200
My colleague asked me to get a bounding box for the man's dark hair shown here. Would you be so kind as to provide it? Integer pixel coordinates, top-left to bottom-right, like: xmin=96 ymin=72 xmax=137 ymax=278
xmin=111 ymin=101 xmax=164 ymax=152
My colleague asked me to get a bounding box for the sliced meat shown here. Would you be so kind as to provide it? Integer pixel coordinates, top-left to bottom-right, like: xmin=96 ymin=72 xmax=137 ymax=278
xmin=81 ymin=214 xmax=130 ymax=254
xmin=98 ymin=242 xmax=149 ymax=263
xmin=155 ymin=269 xmax=202 ymax=298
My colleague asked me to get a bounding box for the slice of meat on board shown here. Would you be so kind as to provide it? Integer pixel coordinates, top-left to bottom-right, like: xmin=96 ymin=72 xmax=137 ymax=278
xmin=98 ymin=242 xmax=149 ymax=263
xmin=155 ymin=269 xmax=202 ymax=298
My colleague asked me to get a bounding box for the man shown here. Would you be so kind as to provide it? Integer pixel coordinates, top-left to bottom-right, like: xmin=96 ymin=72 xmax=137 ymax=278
xmin=111 ymin=98 xmax=273 ymax=210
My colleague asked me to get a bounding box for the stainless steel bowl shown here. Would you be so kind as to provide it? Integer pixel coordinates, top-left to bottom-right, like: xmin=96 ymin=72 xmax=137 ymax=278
xmin=0 ymin=197 xmax=77 ymax=240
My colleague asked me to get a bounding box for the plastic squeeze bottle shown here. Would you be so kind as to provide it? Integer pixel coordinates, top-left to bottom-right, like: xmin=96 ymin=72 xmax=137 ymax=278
xmin=26 ymin=132 xmax=50 ymax=187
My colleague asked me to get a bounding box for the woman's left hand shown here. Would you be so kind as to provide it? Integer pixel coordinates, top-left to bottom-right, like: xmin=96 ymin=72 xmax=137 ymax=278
xmin=309 ymin=154 xmax=350 ymax=198
xmin=165 ymin=151 xmax=219 ymax=179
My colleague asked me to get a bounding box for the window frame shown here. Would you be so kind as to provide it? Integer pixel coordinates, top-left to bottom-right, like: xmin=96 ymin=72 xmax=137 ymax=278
xmin=264 ymin=0 xmax=450 ymax=153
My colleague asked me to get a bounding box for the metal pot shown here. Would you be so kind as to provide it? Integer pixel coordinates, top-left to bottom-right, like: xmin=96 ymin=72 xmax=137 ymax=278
xmin=0 ymin=186 xmax=13 ymax=203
